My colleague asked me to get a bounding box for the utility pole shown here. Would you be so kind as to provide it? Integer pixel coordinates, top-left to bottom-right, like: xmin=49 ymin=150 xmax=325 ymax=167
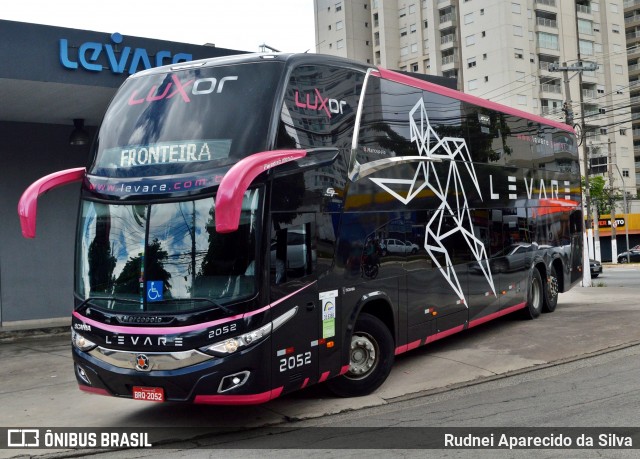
xmin=549 ymin=60 xmax=598 ymax=285
xmin=607 ymin=138 xmax=618 ymax=263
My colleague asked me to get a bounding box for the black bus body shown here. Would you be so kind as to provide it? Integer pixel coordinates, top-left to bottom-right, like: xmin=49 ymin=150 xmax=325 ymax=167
xmin=19 ymin=53 xmax=582 ymax=404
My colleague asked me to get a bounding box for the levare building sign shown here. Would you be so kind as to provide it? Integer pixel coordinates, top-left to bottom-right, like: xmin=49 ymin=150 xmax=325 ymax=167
xmin=59 ymin=33 xmax=193 ymax=75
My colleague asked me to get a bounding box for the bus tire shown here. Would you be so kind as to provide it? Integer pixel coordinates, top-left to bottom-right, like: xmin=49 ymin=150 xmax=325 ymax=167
xmin=542 ymin=265 xmax=558 ymax=313
xmin=522 ymin=268 xmax=543 ymax=320
xmin=326 ymin=313 xmax=394 ymax=397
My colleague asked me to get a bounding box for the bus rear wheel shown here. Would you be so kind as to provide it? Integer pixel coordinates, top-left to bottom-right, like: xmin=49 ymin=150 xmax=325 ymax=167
xmin=326 ymin=313 xmax=394 ymax=397
xmin=522 ymin=268 xmax=543 ymax=320
xmin=542 ymin=265 xmax=558 ymax=313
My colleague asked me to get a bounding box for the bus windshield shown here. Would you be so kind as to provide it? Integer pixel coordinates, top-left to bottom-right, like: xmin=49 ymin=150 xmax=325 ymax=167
xmin=89 ymin=61 xmax=284 ymax=178
xmin=75 ymin=189 xmax=261 ymax=313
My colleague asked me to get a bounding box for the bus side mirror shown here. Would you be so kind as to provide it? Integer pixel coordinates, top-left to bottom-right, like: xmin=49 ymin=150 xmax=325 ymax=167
xmin=18 ymin=167 xmax=86 ymax=238
xmin=215 ymin=150 xmax=307 ymax=234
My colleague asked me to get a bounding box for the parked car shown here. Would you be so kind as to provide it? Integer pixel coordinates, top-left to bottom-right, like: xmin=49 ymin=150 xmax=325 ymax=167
xmin=380 ymin=238 xmax=419 ymax=255
xmin=589 ymin=259 xmax=602 ymax=278
xmin=618 ymin=250 xmax=640 ymax=263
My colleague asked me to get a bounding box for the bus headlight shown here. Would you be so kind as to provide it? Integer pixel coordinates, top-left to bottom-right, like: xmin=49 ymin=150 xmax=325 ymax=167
xmin=201 ymin=306 xmax=298 ymax=357
xmin=71 ymin=328 xmax=97 ymax=352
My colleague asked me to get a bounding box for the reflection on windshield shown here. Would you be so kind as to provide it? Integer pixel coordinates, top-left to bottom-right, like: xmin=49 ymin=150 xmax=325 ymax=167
xmin=76 ymin=190 xmax=260 ymax=313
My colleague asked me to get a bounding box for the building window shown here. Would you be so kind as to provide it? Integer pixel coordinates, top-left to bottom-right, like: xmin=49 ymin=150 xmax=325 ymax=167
xmin=365 ymin=22 xmax=369 ymax=27
xmin=537 ymin=32 xmax=559 ymax=50
xmin=468 ymin=57 xmax=477 ymax=68
xmin=335 ymin=2 xmax=342 ymax=12
xmin=578 ymin=19 xmax=593 ymax=35
xmin=464 ymin=13 xmax=474 ymax=24
xmin=615 ymin=64 xmax=623 ymax=74
xmin=480 ymin=8 xmax=484 ymax=15
xmin=336 ymin=21 xmax=344 ymax=30
xmin=610 ymin=2 xmax=618 ymax=13
xmin=400 ymin=28 xmax=408 ymax=37
xmin=513 ymin=25 xmax=523 ymax=36
xmin=328 ymin=25 xmax=332 ymax=30
xmin=517 ymin=95 xmax=527 ymax=105
xmin=482 ymin=31 xmax=486 ymax=37
xmin=400 ymin=46 xmax=409 ymax=56
xmin=484 ymin=75 xmax=489 ymax=82
xmin=516 ymin=71 xmax=525 ymax=81
xmin=337 ymin=39 xmax=344 ymax=49
xmin=410 ymin=24 xmax=417 ymax=33
xmin=412 ymin=63 xmax=419 ymax=72
xmin=466 ymin=34 xmax=476 ymax=46
xmin=399 ymin=7 xmax=407 ymax=17
xmin=579 ymin=39 xmax=594 ymax=55
xmin=623 ymin=169 xmax=630 ymax=177
xmin=612 ymin=24 xmax=620 ymax=34
xmin=515 ymin=48 xmax=524 ymax=59
xmin=512 ymin=2 xmax=521 ymax=13
xmin=469 ymin=79 xmax=478 ymax=90
xmin=409 ymin=4 xmax=416 ymax=14
xmin=620 ymin=129 xmax=627 ymax=136
xmin=483 ymin=53 xmax=487 ymax=59
xmin=411 ymin=43 xmax=418 ymax=53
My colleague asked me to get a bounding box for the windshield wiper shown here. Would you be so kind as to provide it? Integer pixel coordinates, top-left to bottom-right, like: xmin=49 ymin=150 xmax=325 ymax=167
xmin=77 ymin=296 xmax=234 ymax=315
xmin=149 ymin=297 xmax=234 ymax=315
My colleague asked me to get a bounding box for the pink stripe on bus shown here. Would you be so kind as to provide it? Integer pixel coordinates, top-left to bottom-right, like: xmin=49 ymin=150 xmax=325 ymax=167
xmin=73 ymin=281 xmax=316 ymax=336
xmin=376 ymin=68 xmax=574 ymax=134
xmin=194 ymin=387 xmax=283 ymax=405
xmin=468 ymin=302 xmax=527 ymax=328
xmin=425 ymin=325 xmax=466 ymax=344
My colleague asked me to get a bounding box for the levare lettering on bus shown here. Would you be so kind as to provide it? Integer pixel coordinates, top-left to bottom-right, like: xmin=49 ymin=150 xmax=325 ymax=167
xmin=488 ymin=175 xmax=571 ymax=201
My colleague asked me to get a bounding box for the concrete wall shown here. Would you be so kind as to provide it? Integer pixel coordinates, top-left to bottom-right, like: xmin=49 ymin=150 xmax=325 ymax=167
xmin=0 ymin=121 xmax=95 ymax=324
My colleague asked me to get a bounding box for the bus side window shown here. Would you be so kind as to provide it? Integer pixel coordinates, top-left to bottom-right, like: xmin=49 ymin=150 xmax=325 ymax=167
xmin=270 ymin=221 xmax=316 ymax=285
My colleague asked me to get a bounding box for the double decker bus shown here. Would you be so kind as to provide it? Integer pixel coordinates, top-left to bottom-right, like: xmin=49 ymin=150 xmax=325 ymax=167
xmin=18 ymin=53 xmax=582 ymax=404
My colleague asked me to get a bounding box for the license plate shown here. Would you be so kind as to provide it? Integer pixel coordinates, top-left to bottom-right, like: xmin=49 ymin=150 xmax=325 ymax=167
xmin=132 ymin=386 xmax=164 ymax=402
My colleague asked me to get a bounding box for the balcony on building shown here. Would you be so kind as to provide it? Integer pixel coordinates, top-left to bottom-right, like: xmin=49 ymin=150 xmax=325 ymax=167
xmin=440 ymin=27 xmax=457 ymax=49
xmin=540 ymin=77 xmax=562 ymax=96
xmin=441 ymin=49 xmax=459 ymax=71
xmin=582 ymin=83 xmax=598 ymax=100
xmin=439 ymin=6 xmax=456 ymax=29
xmin=627 ymin=27 xmax=640 ymax=46
xmin=538 ymin=54 xmax=559 ymax=73
xmin=535 ymin=11 xmax=557 ymax=29
xmin=630 ymin=58 xmax=640 ymax=77
xmin=576 ymin=0 xmax=592 ymax=16
xmin=625 ymin=0 xmax=640 ymax=11
xmin=625 ymin=10 xmax=640 ymax=28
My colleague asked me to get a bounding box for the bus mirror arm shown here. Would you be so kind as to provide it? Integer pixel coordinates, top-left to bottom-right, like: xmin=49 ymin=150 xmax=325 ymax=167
xmin=18 ymin=167 xmax=86 ymax=239
xmin=215 ymin=150 xmax=307 ymax=234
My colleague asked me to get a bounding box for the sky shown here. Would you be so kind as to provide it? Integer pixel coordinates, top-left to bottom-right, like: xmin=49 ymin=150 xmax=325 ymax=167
xmin=2 ymin=0 xmax=316 ymax=53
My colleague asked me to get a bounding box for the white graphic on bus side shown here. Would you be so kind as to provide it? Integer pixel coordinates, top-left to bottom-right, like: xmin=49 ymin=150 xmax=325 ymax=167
xmin=370 ymin=98 xmax=496 ymax=304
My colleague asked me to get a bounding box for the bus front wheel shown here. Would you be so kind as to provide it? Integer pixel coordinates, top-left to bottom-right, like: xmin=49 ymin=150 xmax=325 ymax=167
xmin=326 ymin=313 xmax=394 ymax=397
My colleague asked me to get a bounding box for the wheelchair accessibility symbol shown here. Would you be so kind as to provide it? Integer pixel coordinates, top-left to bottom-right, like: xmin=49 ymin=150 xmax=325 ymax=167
xmin=146 ymin=281 xmax=163 ymax=302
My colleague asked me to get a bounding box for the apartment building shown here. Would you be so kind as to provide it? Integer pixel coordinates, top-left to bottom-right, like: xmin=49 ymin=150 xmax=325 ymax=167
xmin=315 ymin=0 xmax=637 ymax=196
xmin=625 ymin=0 xmax=640 ymax=196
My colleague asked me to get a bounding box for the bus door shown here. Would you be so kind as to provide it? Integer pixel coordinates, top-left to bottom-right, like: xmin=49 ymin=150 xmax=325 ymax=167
xmin=269 ymin=215 xmax=321 ymax=394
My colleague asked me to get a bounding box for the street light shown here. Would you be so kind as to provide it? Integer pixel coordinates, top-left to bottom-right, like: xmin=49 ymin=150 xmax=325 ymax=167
xmin=608 ymin=162 xmax=630 ymax=263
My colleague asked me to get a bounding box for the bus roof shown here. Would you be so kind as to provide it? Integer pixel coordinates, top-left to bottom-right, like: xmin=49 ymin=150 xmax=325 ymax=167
xmin=133 ymin=52 xmax=573 ymax=135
